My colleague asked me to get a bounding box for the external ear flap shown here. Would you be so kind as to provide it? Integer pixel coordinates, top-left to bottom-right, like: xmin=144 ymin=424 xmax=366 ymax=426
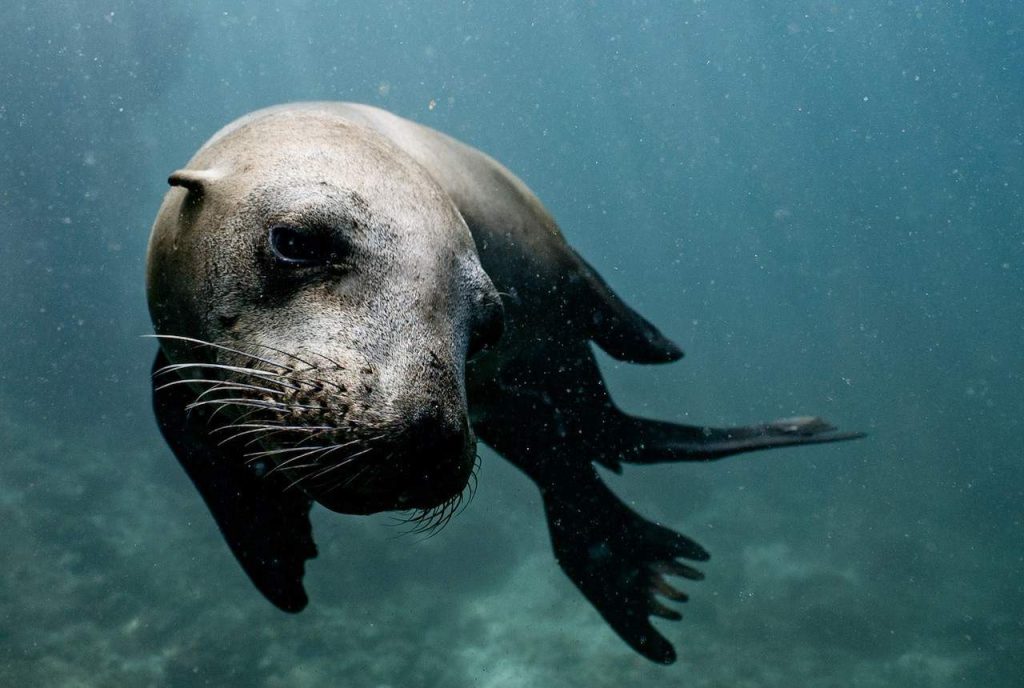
xmin=168 ymin=168 xmax=222 ymax=196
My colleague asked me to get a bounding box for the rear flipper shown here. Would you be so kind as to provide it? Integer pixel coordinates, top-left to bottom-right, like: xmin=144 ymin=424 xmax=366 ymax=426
xmin=604 ymin=415 xmax=866 ymax=468
xmin=540 ymin=464 xmax=708 ymax=664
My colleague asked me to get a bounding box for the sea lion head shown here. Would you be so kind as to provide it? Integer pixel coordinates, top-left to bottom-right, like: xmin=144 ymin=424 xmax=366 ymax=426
xmin=146 ymin=112 xmax=504 ymax=517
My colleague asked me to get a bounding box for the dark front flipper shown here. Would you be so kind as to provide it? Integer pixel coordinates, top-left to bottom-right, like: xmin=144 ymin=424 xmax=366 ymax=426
xmin=541 ymin=464 xmax=707 ymax=664
xmin=151 ymin=350 xmax=316 ymax=612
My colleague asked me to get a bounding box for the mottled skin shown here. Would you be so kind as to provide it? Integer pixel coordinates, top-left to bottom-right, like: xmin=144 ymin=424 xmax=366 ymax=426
xmin=147 ymin=102 xmax=862 ymax=664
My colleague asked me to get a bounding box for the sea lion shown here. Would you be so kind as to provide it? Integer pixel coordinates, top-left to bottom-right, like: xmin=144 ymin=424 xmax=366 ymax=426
xmin=146 ymin=102 xmax=863 ymax=664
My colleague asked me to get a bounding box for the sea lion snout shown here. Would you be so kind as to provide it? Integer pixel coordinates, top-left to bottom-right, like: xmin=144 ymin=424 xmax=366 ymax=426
xmin=276 ymin=394 xmax=476 ymax=516
xmin=226 ymin=346 xmax=476 ymax=515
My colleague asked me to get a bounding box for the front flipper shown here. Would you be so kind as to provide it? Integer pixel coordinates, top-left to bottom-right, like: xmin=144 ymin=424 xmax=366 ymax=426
xmin=541 ymin=464 xmax=708 ymax=664
xmin=151 ymin=350 xmax=316 ymax=612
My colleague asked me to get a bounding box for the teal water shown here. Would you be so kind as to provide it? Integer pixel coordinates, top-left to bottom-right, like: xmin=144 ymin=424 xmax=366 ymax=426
xmin=1 ymin=2 xmax=1021 ymax=686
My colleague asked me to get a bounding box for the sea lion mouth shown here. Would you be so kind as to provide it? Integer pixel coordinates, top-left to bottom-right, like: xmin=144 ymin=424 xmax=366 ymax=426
xmin=298 ymin=441 xmax=479 ymax=521
xmin=151 ymin=334 xmax=477 ymax=523
xmin=265 ymin=422 xmax=478 ymax=518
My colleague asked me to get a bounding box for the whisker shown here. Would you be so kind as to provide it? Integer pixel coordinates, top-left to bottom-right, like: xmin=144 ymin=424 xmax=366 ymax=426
xmin=421 ymin=499 xmax=460 ymax=537
xmin=145 ymin=334 xmax=295 ymax=371
xmin=209 ymin=421 xmax=336 ymax=435
xmin=155 ymin=362 xmax=302 ymax=390
xmin=284 ymin=465 xmax=322 ymax=491
xmin=275 ymin=462 xmax=321 ymax=472
xmin=341 ymin=461 xmax=375 ymax=488
xmin=270 ymin=448 xmax=333 ymax=474
xmin=217 ymin=405 xmax=268 ymax=426
xmin=209 ymin=422 xmax=278 ymax=435
xmin=218 ymin=427 xmax=274 ymax=445
xmin=247 ymin=342 xmax=321 ymax=371
xmin=193 ymin=384 xmax=287 ymax=404
xmin=450 ymin=455 xmax=480 ymax=522
xmin=308 ymin=444 xmax=375 ymax=481
xmin=187 ymin=397 xmax=292 ymax=413
xmin=318 ymin=459 xmax=376 ymax=494
xmin=154 ymin=362 xmax=291 ymax=382
xmin=304 ymin=375 xmax=349 ymax=394
xmin=215 ymin=423 xmax=303 ymax=446
xmin=236 ymin=424 xmax=341 ymax=448
xmin=288 ymin=425 xmax=346 ymax=446
xmin=287 ymin=444 xmax=379 ymax=492
xmin=245 ymin=445 xmax=334 ymax=459
xmin=315 ymin=434 xmax=384 ymax=464
xmin=388 ymin=453 xmax=479 ymax=539
xmin=154 ymin=377 xmax=286 ymax=398
xmin=190 ymin=400 xmax=284 ymax=426
xmin=219 ymin=342 xmax=349 ymax=394
xmin=304 ymin=349 xmax=348 ymax=370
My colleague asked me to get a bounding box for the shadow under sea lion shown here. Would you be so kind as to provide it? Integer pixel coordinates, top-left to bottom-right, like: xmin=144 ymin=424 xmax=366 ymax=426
xmin=145 ymin=102 xmax=864 ymax=664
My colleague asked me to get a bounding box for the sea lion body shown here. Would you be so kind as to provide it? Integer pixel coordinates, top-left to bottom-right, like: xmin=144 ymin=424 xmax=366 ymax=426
xmin=147 ymin=103 xmax=861 ymax=663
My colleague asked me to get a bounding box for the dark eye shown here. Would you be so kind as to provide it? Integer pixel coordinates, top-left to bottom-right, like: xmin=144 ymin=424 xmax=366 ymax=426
xmin=269 ymin=225 xmax=333 ymax=266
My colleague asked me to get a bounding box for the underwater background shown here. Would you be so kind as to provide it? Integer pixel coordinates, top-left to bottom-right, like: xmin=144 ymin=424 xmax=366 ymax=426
xmin=1 ymin=1 xmax=1021 ymax=686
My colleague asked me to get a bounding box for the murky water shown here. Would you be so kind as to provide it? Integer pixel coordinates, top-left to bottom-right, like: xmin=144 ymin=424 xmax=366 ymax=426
xmin=1 ymin=2 xmax=1021 ymax=686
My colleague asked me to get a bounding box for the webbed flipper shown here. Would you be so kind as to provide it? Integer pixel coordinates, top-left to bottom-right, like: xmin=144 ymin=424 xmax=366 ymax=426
xmin=541 ymin=464 xmax=707 ymax=664
xmin=151 ymin=350 xmax=317 ymax=612
xmin=473 ymin=351 xmax=707 ymax=663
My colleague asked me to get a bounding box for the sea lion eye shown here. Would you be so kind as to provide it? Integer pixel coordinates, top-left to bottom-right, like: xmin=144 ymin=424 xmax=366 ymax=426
xmin=269 ymin=225 xmax=332 ymax=266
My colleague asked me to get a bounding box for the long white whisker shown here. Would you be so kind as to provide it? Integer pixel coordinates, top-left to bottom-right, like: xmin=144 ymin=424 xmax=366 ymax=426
xmin=271 ymin=447 xmax=335 ymax=474
xmin=319 ymin=456 xmax=377 ymax=494
xmin=244 ymin=446 xmax=331 ymax=456
xmin=231 ymin=424 xmax=340 ymax=447
xmin=310 ymin=445 xmax=375 ymax=481
xmin=304 ymin=349 xmax=348 ymax=370
xmin=218 ymin=425 xmax=294 ymax=445
xmin=156 ymin=377 xmax=287 ymax=398
xmin=194 ymin=384 xmax=287 ymax=403
xmin=145 ymin=334 xmax=295 ymax=371
xmin=155 ymin=363 xmax=301 ymax=390
xmin=310 ymin=435 xmax=374 ymax=463
xmin=209 ymin=421 xmax=322 ymax=435
xmin=187 ymin=397 xmax=291 ymax=413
